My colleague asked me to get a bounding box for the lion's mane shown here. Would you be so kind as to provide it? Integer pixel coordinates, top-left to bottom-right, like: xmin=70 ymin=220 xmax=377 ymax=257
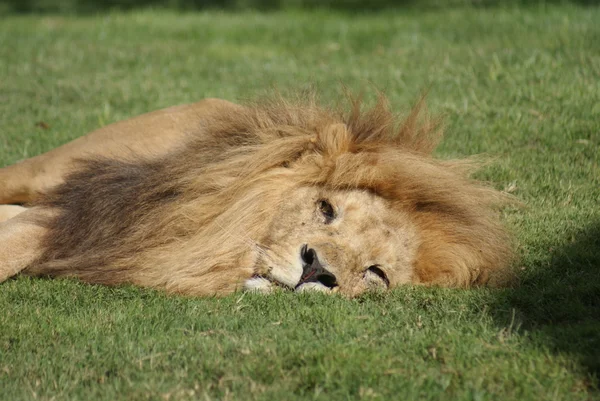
xmin=27 ymin=94 xmax=514 ymax=294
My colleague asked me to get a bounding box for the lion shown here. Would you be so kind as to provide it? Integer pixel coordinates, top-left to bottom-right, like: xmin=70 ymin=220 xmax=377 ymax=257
xmin=0 ymin=94 xmax=515 ymax=296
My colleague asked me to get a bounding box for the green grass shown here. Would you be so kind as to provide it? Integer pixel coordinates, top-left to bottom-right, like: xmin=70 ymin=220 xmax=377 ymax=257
xmin=1 ymin=4 xmax=599 ymax=400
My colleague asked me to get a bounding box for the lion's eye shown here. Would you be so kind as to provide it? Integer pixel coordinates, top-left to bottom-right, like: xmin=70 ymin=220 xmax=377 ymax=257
xmin=317 ymin=199 xmax=336 ymax=223
xmin=366 ymin=265 xmax=389 ymax=287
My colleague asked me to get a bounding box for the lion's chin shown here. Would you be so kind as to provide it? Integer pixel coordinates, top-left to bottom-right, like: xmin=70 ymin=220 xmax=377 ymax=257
xmin=294 ymin=282 xmax=336 ymax=293
xmin=244 ymin=276 xmax=335 ymax=294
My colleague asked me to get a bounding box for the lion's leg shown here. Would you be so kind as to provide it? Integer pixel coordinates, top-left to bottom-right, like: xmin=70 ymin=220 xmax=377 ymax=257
xmin=0 ymin=207 xmax=52 ymax=283
xmin=0 ymin=98 xmax=242 ymax=204
xmin=0 ymin=205 xmax=27 ymax=223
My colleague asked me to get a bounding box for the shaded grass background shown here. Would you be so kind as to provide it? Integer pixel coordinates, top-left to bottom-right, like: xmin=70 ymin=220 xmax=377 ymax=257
xmin=2 ymin=0 xmax=599 ymax=14
xmin=0 ymin=2 xmax=599 ymax=400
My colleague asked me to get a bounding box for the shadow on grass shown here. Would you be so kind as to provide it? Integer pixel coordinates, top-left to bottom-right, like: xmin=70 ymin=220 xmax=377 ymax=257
xmin=493 ymin=222 xmax=600 ymax=388
xmin=1 ymin=0 xmax=599 ymax=14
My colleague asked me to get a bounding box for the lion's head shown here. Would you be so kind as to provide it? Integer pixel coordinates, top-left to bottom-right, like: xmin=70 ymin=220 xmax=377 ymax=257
xmin=247 ymin=186 xmax=417 ymax=296
xmin=30 ymin=93 xmax=515 ymax=297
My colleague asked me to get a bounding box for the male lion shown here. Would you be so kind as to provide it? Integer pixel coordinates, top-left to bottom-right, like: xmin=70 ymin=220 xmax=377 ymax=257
xmin=0 ymin=94 xmax=514 ymax=296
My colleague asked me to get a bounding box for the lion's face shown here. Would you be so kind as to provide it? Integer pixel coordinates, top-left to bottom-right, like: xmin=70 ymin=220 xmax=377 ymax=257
xmin=248 ymin=186 xmax=419 ymax=296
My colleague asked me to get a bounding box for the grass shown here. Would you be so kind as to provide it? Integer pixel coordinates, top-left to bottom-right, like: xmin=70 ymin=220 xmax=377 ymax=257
xmin=1 ymin=3 xmax=599 ymax=400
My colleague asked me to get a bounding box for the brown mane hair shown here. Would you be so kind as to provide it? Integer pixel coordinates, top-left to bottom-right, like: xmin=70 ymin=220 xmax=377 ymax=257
xmin=27 ymin=93 xmax=514 ymax=294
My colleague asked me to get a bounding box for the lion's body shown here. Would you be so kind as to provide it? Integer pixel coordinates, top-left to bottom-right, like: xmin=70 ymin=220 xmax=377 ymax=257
xmin=0 ymin=98 xmax=240 ymax=205
xmin=0 ymin=94 xmax=514 ymax=296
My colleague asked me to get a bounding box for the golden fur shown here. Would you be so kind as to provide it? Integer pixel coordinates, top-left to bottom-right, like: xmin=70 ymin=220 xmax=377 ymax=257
xmin=0 ymin=94 xmax=515 ymax=296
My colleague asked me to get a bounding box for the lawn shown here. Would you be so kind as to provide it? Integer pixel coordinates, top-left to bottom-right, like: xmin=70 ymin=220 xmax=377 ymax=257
xmin=1 ymin=3 xmax=599 ymax=400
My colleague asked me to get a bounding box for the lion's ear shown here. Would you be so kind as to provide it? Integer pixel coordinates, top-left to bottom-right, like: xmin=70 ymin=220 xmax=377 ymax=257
xmin=317 ymin=123 xmax=352 ymax=156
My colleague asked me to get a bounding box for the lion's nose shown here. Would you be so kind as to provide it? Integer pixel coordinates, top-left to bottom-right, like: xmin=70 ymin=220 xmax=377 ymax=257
xmin=298 ymin=245 xmax=338 ymax=288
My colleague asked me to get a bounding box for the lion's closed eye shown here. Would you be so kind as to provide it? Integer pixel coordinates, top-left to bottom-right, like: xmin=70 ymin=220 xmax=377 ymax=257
xmin=364 ymin=265 xmax=389 ymax=288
